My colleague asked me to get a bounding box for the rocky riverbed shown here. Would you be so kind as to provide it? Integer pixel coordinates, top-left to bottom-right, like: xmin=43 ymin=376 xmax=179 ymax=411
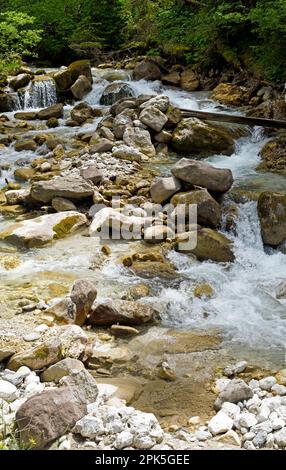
xmin=0 ymin=57 xmax=286 ymax=450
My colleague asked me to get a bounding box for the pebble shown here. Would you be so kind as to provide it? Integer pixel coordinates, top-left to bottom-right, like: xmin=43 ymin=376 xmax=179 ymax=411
xmin=252 ymin=430 xmax=268 ymax=448
xmin=259 ymin=376 xmax=276 ymax=391
xmin=215 ymin=430 xmax=241 ymax=446
xmin=24 ymin=382 xmax=44 ymax=396
xmin=257 ymin=404 xmax=270 ymax=423
xmin=194 ymin=430 xmax=212 ymax=441
xmin=273 ymin=427 xmax=286 ymax=448
xmin=224 ymin=361 xmax=247 ymax=377
xmin=242 ymin=431 xmax=255 ymax=442
xmin=58 ymin=439 xmax=71 ymax=450
xmin=271 ymin=384 xmax=286 ymax=396
xmin=188 ymin=416 xmax=201 ymax=426
xmin=0 ymin=379 xmax=18 ymax=402
xmin=208 ymin=410 xmax=234 ymax=436
xmin=21 ymin=303 xmax=37 ymax=312
xmin=221 ymin=402 xmax=241 ymax=420
xmin=239 ymin=411 xmax=257 ymax=429
xmin=249 ymin=379 xmax=260 ymax=390
xmin=34 ymin=323 xmax=49 ymax=332
xmin=243 ymin=440 xmax=256 ymax=450
xmin=265 ymin=433 xmax=275 ymax=448
xmin=271 ymin=418 xmax=285 ymax=430
xmin=114 ymin=431 xmax=134 ymax=449
xmin=214 ymin=377 xmax=231 ymax=393
xmin=23 ymin=332 xmax=41 ymax=342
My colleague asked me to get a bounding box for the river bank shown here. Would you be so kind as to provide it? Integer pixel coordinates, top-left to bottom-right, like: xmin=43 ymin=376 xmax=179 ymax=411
xmin=0 ymin=58 xmax=286 ymax=450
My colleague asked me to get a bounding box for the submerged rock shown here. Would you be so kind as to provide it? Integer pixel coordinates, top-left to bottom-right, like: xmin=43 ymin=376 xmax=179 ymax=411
xmin=257 ymin=191 xmax=286 ymax=246
xmin=172 ymin=118 xmax=235 ymax=156
xmin=100 ymin=83 xmax=134 ymax=106
xmin=172 ymin=158 xmax=233 ymax=193
xmin=0 ymin=211 xmax=87 ymax=248
xmin=89 ymin=299 xmax=158 ymax=326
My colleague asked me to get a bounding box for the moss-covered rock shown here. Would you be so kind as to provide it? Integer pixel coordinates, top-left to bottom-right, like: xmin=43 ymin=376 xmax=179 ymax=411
xmin=176 ymin=228 xmax=235 ymax=262
xmin=257 ymin=191 xmax=286 ymax=246
xmin=211 ymin=83 xmax=250 ymax=107
xmin=257 ymin=134 xmax=286 ymax=175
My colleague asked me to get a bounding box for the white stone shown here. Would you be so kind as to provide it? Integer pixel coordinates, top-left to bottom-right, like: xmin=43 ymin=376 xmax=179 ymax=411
xmin=239 ymin=411 xmax=257 ymax=429
xmin=194 ymin=430 xmax=212 ymax=441
xmin=272 ymin=384 xmax=286 ymax=396
xmin=224 ymin=361 xmax=248 ymax=377
xmin=114 ymin=431 xmax=134 ymax=449
xmin=251 ymin=421 xmax=273 ymax=434
xmin=24 ymin=373 xmax=40 ymax=385
xmin=242 ymin=431 xmax=255 ymax=442
xmin=265 ymin=433 xmax=275 ymax=448
xmin=9 ymin=397 xmax=26 ymax=413
xmin=277 ymin=405 xmax=286 ymax=420
xmin=24 ymin=382 xmax=44 ymax=396
xmin=271 ymin=418 xmax=285 ymax=430
xmin=35 ymin=323 xmax=49 ymax=332
xmin=252 ymin=430 xmax=268 ymax=448
xmin=249 ymin=379 xmax=260 ymax=390
xmin=58 ymin=439 xmax=71 ymax=450
xmin=208 ymin=410 xmax=234 ymax=436
xmin=243 ymin=440 xmax=256 ymax=450
xmin=257 ymin=405 xmax=271 ymax=423
xmin=214 ymin=378 xmax=231 ymax=393
xmin=262 ymin=396 xmax=282 ymax=411
xmin=273 ymin=427 xmax=286 ymax=447
xmin=246 ymin=395 xmax=262 ymax=414
xmin=215 ymin=430 xmax=241 ymax=447
xmin=0 ymin=379 xmax=18 ymax=402
xmin=259 ymin=376 xmax=276 ymax=391
xmin=221 ymin=402 xmax=241 ymax=421
xmin=74 ymin=416 xmax=105 ymax=438
xmin=188 ymin=416 xmax=201 ymax=426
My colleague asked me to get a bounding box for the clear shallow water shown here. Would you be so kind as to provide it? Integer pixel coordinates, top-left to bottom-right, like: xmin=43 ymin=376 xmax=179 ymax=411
xmin=1 ymin=69 xmax=286 ymax=364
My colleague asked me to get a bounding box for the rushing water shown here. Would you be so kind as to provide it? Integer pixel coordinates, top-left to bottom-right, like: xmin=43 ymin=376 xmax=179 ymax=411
xmin=1 ymin=68 xmax=286 ymax=364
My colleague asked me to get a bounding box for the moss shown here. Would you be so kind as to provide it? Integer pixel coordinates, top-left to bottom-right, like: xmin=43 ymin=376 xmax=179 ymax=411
xmin=53 ymin=215 xmax=81 ymax=239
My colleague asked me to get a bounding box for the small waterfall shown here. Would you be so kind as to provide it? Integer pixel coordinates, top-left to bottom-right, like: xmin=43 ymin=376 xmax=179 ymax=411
xmin=21 ymin=78 xmax=57 ymax=109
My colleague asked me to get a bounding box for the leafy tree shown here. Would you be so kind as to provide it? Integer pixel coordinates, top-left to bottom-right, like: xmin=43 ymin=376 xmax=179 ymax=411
xmin=0 ymin=10 xmax=42 ymax=58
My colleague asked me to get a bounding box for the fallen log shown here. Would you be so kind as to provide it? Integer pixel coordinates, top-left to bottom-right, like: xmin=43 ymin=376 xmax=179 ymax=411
xmin=180 ymin=109 xmax=286 ymax=129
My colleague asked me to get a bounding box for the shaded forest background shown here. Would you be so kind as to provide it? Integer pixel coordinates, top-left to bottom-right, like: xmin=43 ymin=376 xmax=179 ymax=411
xmin=0 ymin=0 xmax=285 ymax=81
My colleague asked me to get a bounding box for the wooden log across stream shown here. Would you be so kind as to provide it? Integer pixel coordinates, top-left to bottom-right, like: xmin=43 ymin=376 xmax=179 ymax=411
xmin=180 ymin=109 xmax=286 ymax=129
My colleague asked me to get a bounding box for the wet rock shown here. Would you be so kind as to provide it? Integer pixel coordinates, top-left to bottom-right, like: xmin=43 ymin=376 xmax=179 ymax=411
xmin=110 ymin=325 xmax=139 ymax=337
xmin=10 ymin=73 xmax=30 ymax=91
xmin=162 ymin=71 xmax=181 ymax=87
xmin=38 ymin=103 xmax=64 ymax=120
xmin=7 ymin=338 xmax=63 ymax=371
xmin=31 ymin=175 xmax=94 ymax=203
xmin=0 ymin=211 xmax=87 ymax=248
xmin=0 ymin=92 xmax=19 ymax=112
xmin=171 ymin=189 xmax=221 ymax=228
xmin=52 ymin=197 xmax=77 ymax=212
xmin=194 ymin=283 xmax=214 ymax=299
xmin=89 ymin=207 xmax=146 ymax=239
xmin=150 ymin=176 xmax=181 ymax=204
xmin=257 ymin=191 xmax=286 ymax=246
xmin=133 ymin=60 xmax=162 ymax=81
xmin=131 ymin=260 xmax=177 ymax=280
xmin=89 ymin=299 xmax=158 ymax=326
xmin=47 ymin=117 xmax=59 ymax=128
xmin=102 ymin=70 xmax=129 ymax=82
xmin=100 ymin=83 xmax=134 ymax=106
xmin=123 ymin=126 xmax=155 ymax=158
xmin=53 ymin=69 xmax=73 ymax=91
xmin=16 ymin=386 xmax=87 ymax=449
xmin=276 ymin=282 xmax=286 ymax=300
xmin=70 ymin=279 xmax=97 ymax=326
xmin=139 ymin=106 xmax=168 ymax=133
xmin=180 ymin=69 xmax=199 ymax=92
xmin=68 ymin=60 xmax=92 ymax=83
xmin=257 ymin=135 xmax=286 ymax=174
xmin=214 ymin=379 xmax=253 ymax=410
xmin=41 ymin=358 xmax=84 ymax=383
xmin=14 ymin=139 xmax=37 ymax=152
xmin=14 ymin=111 xmax=38 ymax=120
xmin=71 ymin=75 xmax=92 ymax=100
xmin=172 ymin=158 xmax=233 ymax=193
xmin=172 ymin=118 xmax=235 ymax=156
xmin=176 ymin=228 xmax=235 ymax=262
xmin=14 ymin=167 xmax=35 ymax=181
xmin=211 ymin=83 xmax=249 ymax=106
xmin=70 ymin=102 xmax=94 ymax=124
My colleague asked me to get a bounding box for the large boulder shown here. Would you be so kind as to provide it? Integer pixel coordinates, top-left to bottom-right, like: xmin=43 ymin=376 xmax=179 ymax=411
xmin=172 ymin=118 xmax=235 ymax=156
xmin=257 ymin=135 xmax=286 ymax=174
xmin=31 ymin=175 xmax=94 ymax=203
xmin=67 ymin=60 xmax=92 ymax=83
xmin=0 ymin=211 xmax=87 ymax=248
xmin=41 ymin=358 xmax=85 ymax=383
xmin=9 ymin=73 xmax=30 ymax=91
xmin=171 ymin=189 xmax=221 ymax=228
xmin=133 ymin=60 xmax=162 ymax=81
xmin=16 ymin=386 xmax=87 ymax=448
xmin=70 ymin=75 xmax=92 ymax=100
xmin=150 ymin=176 xmax=182 ymax=204
xmin=100 ymin=83 xmax=134 ymax=106
xmin=180 ymin=69 xmax=199 ymax=92
xmin=70 ymin=279 xmax=98 ymax=326
xmin=53 ymin=69 xmax=73 ymax=91
xmin=171 ymin=158 xmax=233 ymax=193
xmin=7 ymin=339 xmax=63 ymax=371
xmin=211 ymin=83 xmax=249 ymax=107
xmin=0 ymin=92 xmax=19 ymax=112
xmin=257 ymin=191 xmax=286 ymax=246
xmin=89 ymin=299 xmax=158 ymax=326
xmin=123 ymin=127 xmax=155 ymax=158
xmin=38 ymin=103 xmax=63 ymax=120
xmin=139 ymin=106 xmax=168 ymax=132
xmin=70 ymin=101 xmax=94 ymax=124
xmin=176 ymin=228 xmax=235 ymax=262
